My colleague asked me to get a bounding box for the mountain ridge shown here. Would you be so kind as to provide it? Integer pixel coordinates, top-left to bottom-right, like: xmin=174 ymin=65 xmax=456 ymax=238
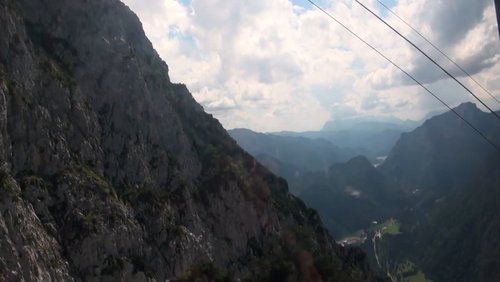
xmin=381 ymin=102 xmax=500 ymax=197
xmin=0 ymin=0 xmax=382 ymax=280
xmin=229 ymin=128 xmax=356 ymax=172
xmin=297 ymin=155 xmax=408 ymax=238
xmin=369 ymin=102 xmax=500 ymax=282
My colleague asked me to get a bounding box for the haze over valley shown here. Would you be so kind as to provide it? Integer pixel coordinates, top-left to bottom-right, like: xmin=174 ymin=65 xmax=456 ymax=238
xmin=231 ymin=102 xmax=500 ymax=281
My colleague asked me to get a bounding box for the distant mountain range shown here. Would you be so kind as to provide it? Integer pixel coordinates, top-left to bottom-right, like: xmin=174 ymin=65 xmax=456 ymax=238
xmin=274 ymin=111 xmax=445 ymax=160
xmin=229 ymin=120 xmax=420 ymax=238
xmin=231 ymin=102 xmax=500 ymax=281
xmin=322 ymin=116 xmax=421 ymax=132
xmin=275 ymin=129 xmax=402 ymax=160
xmin=229 ymin=116 xmax=427 ymax=178
xmin=228 ymin=128 xmax=357 ymax=173
xmin=273 ymin=119 xmax=425 ymax=160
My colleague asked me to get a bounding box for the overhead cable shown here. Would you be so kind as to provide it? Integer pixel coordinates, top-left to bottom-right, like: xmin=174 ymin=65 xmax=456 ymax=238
xmin=305 ymin=0 xmax=500 ymax=151
xmin=353 ymin=0 xmax=500 ymax=123
xmin=375 ymin=0 xmax=500 ymax=106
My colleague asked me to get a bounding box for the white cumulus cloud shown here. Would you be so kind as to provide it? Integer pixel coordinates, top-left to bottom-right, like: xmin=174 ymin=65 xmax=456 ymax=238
xmin=121 ymin=0 xmax=500 ymax=132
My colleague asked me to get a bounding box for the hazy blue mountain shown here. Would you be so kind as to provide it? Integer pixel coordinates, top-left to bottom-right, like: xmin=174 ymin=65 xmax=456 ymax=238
xmin=229 ymin=128 xmax=356 ymax=172
xmin=254 ymin=153 xmax=304 ymax=185
xmin=321 ymin=117 xmax=420 ymax=132
xmin=275 ymin=113 xmax=449 ymax=160
xmin=274 ymin=120 xmax=419 ymax=160
xmin=289 ymin=129 xmax=405 ymax=160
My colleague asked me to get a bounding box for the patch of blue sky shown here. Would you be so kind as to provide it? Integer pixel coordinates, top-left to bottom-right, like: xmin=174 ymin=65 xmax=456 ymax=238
xmin=350 ymin=56 xmax=365 ymax=70
xmin=290 ymin=0 xmax=313 ymax=8
xmin=383 ymin=0 xmax=397 ymax=7
xmin=290 ymin=0 xmax=330 ymax=10
xmin=167 ymin=26 xmax=198 ymax=54
xmin=335 ymin=42 xmax=351 ymax=52
xmin=376 ymin=0 xmax=397 ymax=17
xmin=290 ymin=0 xmax=398 ymax=19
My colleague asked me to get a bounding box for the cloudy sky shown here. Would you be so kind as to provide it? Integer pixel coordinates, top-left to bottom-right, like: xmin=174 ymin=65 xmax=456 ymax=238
xmin=121 ymin=0 xmax=500 ymax=132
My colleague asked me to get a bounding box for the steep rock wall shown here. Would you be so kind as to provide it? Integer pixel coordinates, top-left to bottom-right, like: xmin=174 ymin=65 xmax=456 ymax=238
xmin=0 ymin=0 xmax=382 ymax=281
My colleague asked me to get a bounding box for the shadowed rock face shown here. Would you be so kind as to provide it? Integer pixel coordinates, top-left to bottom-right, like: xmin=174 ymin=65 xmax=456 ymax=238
xmin=0 ymin=0 xmax=382 ymax=281
xmin=381 ymin=102 xmax=500 ymax=198
xmin=297 ymin=156 xmax=408 ymax=239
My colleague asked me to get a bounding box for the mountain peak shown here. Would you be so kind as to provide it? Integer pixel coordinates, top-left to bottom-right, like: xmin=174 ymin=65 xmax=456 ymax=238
xmin=381 ymin=101 xmax=499 ymax=195
xmin=454 ymin=102 xmax=479 ymax=114
xmin=345 ymin=155 xmax=374 ymax=169
xmin=0 ymin=1 xmax=379 ymax=281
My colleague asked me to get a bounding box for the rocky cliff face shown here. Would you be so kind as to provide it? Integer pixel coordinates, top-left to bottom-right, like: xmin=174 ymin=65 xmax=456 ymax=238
xmin=0 ymin=0 xmax=381 ymax=280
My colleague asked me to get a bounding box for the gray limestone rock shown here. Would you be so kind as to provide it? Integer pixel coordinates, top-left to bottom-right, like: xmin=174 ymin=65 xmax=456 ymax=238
xmin=0 ymin=0 xmax=383 ymax=281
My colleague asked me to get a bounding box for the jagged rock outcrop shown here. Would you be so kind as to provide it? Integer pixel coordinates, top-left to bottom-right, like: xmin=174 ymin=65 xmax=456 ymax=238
xmin=0 ymin=0 xmax=382 ymax=281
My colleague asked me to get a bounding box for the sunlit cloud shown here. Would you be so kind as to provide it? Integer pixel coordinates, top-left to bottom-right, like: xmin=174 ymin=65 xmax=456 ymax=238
xmin=121 ymin=0 xmax=500 ymax=131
